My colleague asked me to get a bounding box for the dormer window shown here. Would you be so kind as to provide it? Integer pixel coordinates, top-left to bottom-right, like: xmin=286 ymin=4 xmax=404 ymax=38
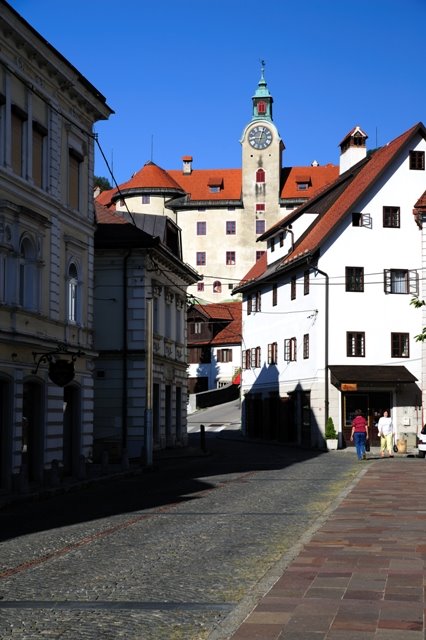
xmin=295 ymin=174 xmax=311 ymax=191
xmin=208 ymin=176 xmax=223 ymax=193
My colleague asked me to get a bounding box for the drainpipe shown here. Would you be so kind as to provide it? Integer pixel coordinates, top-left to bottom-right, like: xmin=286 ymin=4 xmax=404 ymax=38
xmin=122 ymin=250 xmax=131 ymax=453
xmin=312 ymin=266 xmax=330 ymax=445
xmin=144 ymin=297 xmax=153 ymax=467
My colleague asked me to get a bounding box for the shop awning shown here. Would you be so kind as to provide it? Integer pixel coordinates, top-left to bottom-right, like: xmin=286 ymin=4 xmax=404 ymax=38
xmin=329 ymin=365 xmax=417 ymax=387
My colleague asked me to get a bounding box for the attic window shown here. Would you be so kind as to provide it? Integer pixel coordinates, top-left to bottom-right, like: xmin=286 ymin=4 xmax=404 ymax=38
xmin=295 ymin=174 xmax=311 ymax=191
xmin=208 ymin=176 xmax=223 ymax=192
xmin=410 ymin=151 xmax=425 ymax=170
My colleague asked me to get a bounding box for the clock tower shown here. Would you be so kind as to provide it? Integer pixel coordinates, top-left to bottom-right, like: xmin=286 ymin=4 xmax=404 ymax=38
xmin=241 ymin=63 xmax=284 ymax=231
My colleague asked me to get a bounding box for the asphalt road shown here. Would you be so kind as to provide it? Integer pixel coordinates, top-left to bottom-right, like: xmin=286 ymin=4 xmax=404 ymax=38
xmin=0 ymin=426 xmax=362 ymax=640
xmin=187 ymin=400 xmax=242 ymax=434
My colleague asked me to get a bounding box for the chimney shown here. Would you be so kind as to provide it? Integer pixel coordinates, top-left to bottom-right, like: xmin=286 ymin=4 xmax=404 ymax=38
xmin=182 ymin=155 xmax=193 ymax=175
xmin=339 ymin=126 xmax=367 ymax=174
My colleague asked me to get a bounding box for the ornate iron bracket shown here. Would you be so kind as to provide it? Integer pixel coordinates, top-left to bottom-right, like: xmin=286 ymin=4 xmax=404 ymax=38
xmin=32 ymin=343 xmax=85 ymax=386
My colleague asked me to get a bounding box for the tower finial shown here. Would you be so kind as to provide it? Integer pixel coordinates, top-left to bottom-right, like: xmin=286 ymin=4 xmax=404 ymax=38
xmin=260 ymin=59 xmax=266 ymax=80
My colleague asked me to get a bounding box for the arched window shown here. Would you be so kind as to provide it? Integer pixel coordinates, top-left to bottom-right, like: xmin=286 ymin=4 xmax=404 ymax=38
xmin=256 ymin=168 xmax=265 ymax=183
xmin=213 ymin=281 xmax=222 ymax=293
xmin=19 ymin=237 xmax=37 ymax=310
xmin=67 ymin=262 xmax=79 ymax=323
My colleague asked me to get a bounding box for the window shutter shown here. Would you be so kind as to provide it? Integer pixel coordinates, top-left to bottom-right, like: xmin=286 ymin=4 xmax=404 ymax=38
xmin=409 ymin=270 xmax=419 ymax=295
xmin=291 ymin=337 xmax=297 ymax=361
xmin=384 ymin=269 xmax=391 ymax=293
xmin=256 ymin=346 xmax=261 ymax=367
xmin=284 ymin=339 xmax=290 ymax=361
xmin=361 ymin=213 xmax=372 ymax=228
xmin=256 ymin=291 xmax=261 ymax=312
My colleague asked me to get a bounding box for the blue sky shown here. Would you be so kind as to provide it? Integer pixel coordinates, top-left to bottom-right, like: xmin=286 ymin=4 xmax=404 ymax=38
xmin=8 ymin=0 xmax=426 ymax=185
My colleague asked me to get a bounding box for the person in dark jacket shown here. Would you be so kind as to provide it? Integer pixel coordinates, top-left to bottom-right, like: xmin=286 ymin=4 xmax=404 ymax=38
xmin=350 ymin=409 xmax=369 ymax=460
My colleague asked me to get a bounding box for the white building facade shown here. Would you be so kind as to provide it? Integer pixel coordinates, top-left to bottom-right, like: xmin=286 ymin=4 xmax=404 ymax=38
xmin=236 ymin=123 xmax=426 ymax=449
xmin=94 ymin=208 xmax=199 ymax=459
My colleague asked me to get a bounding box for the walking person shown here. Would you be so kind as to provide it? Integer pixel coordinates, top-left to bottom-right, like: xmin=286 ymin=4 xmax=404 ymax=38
xmin=377 ymin=410 xmax=394 ymax=458
xmin=350 ymin=409 xmax=369 ymax=460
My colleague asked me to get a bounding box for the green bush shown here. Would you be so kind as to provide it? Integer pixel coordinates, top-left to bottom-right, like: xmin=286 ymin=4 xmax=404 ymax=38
xmin=325 ymin=417 xmax=337 ymax=439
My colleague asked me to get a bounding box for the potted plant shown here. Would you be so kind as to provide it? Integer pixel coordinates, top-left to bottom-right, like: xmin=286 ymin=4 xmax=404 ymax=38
xmin=325 ymin=417 xmax=338 ymax=450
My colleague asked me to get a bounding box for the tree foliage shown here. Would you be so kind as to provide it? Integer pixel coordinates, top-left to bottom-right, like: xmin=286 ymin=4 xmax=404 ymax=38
xmin=325 ymin=416 xmax=337 ymax=439
xmin=410 ymin=297 xmax=426 ymax=342
xmin=94 ymin=175 xmax=112 ymax=191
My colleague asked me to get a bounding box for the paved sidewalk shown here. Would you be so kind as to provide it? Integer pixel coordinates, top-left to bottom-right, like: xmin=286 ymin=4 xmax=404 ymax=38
xmin=227 ymin=456 xmax=426 ymax=640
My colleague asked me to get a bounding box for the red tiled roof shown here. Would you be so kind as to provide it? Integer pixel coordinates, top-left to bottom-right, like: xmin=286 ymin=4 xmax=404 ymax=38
xmin=192 ymin=301 xmax=242 ymax=345
xmin=280 ymin=165 xmax=338 ymax=199
xmin=414 ymin=190 xmax=426 ymax=209
xmin=95 ymin=201 xmax=127 ymax=224
xmin=119 ymin=161 xmax=184 ymax=192
xmin=239 ymin=251 xmax=267 ymax=285
xmin=96 ymin=187 xmax=117 ymax=207
xmin=96 ymin=164 xmax=338 ymax=207
xmin=283 ymin=122 xmax=426 ymax=266
xmin=168 ymin=168 xmax=242 ymax=201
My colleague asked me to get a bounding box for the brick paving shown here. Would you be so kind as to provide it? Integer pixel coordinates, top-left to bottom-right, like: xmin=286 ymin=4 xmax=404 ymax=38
xmin=226 ymin=456 xmax=426 ymax=640
xmin=0 ymin=438 xmax=424 ymax=639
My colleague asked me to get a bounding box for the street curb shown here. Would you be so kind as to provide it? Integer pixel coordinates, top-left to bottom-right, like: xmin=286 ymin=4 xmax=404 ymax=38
xmin=206 ymin=462 xmax=370 ymax=640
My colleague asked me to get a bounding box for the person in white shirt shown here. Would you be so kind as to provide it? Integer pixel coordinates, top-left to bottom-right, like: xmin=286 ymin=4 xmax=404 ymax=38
xmin=377 ymin=410 xmax=394 ymax=458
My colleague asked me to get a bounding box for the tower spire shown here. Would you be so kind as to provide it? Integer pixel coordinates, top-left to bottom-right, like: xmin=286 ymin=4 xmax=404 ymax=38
xmin=252 ymin=60 xmax=273 ymax=121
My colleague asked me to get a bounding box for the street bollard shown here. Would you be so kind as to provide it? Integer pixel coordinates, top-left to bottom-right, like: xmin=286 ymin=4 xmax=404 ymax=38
xmin=101 ymin=450 xmax=109 ymax=474
xmin=50 ymin=459 xmax=60 ymax=487
xmin=200 ymin=424 xmax=206 ymax=452
xmin=78 ymin=454 xmax=87 ymax=480
xmin=121 ymin=448 xmax=129 ymax=471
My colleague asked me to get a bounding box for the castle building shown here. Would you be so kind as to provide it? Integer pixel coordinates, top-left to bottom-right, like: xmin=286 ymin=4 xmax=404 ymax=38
xmin=96 ymin=65 xmax=338 ymax=302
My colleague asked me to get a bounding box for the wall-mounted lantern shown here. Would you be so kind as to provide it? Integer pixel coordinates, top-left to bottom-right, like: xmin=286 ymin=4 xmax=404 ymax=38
xmin=32 ymin=343 xmax=84 ymax=387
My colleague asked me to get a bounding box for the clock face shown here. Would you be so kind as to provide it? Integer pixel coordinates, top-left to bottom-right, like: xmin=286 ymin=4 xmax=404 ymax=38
xmin=248 ymin=125 xmax=273 ymax=150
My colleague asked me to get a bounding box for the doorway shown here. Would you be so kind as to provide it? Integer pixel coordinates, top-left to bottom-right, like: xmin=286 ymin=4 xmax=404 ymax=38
xmin=22 ymin=381 xmax=44 ymax=483
xmin=63 ymin=385 xmax=81 ymax=477
xmin=0 ymin=379 xmax=12 ymax=491
xmin=343 ymin=391 xmax=392 ymax=446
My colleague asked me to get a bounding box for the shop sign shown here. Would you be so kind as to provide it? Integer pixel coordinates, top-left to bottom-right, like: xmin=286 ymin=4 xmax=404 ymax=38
xmin=341 ymin=383 xmax=357 ymax=391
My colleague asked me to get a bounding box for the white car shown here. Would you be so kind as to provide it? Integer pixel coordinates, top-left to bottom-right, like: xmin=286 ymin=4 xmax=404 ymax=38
xmin=417 ymin=425 xmax=426 ymax=458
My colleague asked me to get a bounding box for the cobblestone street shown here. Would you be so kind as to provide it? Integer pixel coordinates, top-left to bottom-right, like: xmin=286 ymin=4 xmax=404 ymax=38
xmin=0 ymin=433 xmax=362 ymax=639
